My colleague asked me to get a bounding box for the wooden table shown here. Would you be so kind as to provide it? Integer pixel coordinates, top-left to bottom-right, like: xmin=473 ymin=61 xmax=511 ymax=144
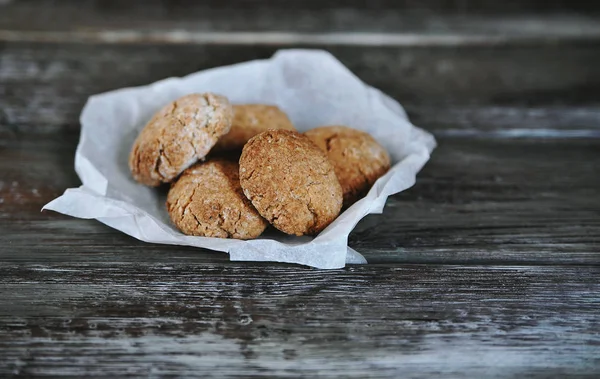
xmin=1 ymin=1 xmax=599 ymax=377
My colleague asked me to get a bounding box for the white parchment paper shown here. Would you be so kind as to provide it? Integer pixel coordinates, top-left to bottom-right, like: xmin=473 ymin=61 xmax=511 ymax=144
xmin=44 ymin=49 xmax=436 ymax=269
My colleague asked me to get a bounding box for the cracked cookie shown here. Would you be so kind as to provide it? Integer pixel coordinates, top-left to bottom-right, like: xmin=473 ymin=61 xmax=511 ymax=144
xmin=129 ymin=93 xmax=233 ymax=186
xmin=166 ymin=159 xmax=267 ymax=239
xmin=214 ymin=104 xmax=296 ymax=152
xmin=305 ymin=125 xmax=391 ymax=207
xmin=239 ymin=130 xmax=343 ymax=236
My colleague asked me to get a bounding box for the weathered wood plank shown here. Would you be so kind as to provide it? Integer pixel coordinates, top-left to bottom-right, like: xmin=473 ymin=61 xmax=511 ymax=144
xmin=410 ymin=106 xmax=600 ymax=137
xmin=1 ymin=41 xmax=600 ymax=134
xmin=1 ymin=132 xmax=598 ymax=265
xmin=1 ymin=0 xmax=600 ymax=39
xmin=0 ymin=264 xmax=598 ymax=378
xmin=1 ymin=2 xmax=599 ymax=378
xmin=5 ymin=0 xmax=600 ymax=21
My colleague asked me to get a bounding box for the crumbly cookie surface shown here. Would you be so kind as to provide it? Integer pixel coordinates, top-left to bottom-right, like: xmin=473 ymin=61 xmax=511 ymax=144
xmin=129 ymin=93 xmax=233 ymax=186
xmin=214 ymin=104 xmax=295 ymax=151
xmin=166 ymin=159 xmax=267 ymax=239
xmin=305 ymin=126 xmax=391 ymax=207
xmin=239 ymin=130 xmax=343 ymax=236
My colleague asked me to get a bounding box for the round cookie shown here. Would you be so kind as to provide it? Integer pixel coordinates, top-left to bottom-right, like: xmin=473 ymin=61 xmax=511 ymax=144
xmin=214 ymin=104 xmax=295 ymax=151
xmin=166 ymin=159 xmax=267 ymax=239
xmin=305 ymin=126 xmax=391 ymax=207
xmin=129 ymin=93 xmax=233 ymax=186
xmin=239 ymin=130 xmax=343 ymax=236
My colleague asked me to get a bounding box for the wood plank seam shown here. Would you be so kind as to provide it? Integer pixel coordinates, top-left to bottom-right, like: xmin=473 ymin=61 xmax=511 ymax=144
xmin=2 ymin=29 xmax=600 ymax=46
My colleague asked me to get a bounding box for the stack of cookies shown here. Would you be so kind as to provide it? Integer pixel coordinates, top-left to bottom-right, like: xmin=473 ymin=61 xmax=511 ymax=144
xmin=129 ymin=93 xmax=391 ymax=239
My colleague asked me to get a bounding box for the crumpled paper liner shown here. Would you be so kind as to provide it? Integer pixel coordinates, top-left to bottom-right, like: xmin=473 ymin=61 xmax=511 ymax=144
xmin=44 ymin=49 xmax=436 ymax=269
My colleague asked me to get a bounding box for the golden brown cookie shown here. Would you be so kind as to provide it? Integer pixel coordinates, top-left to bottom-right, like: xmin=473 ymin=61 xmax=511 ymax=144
xmin=166 ymin=159 xmax=267 ymax=239
xmin=214 ymin=104 xmax=295 ymax=151
xmin=305 ymin=126 xmax=391 ymax=207
xmin=239 ymin=130 xmax=343 ymax=236
xmin=129 ymin=93 xmax=233 ymax=186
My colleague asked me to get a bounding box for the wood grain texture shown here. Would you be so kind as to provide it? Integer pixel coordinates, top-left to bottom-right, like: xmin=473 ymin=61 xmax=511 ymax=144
xmin=1 ymin=41 xmax=600 ymax=134
xmin=1 ymin=132 xmax=598 ymax=265
xmin=0 ymin=264 xmax=599 ymax=378
xmin=1 ymin=0 xmax=600 ymax=39
xmin=1 ymin=2 xmax=599 ymax=377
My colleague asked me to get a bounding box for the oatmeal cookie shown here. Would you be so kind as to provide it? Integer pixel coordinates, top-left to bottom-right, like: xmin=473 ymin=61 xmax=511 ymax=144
xmin=305 ymin=125 xmax=391 ymax=207
xmin=214 ymin=104 xmax=295 ymax=151
xmin=239 ymin=130 xmax=343 ymax=236
xmin=166 ymin=159 xmax=267 ymax=239
xmin=129 ymin=93 xmax=233 ymax=186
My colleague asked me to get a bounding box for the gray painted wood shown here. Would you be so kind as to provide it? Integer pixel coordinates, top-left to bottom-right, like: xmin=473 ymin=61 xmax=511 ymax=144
xmin=1 ymin=264 xmax=599 ymax=378
xmin=1 ymin=1 xmax=600 ymax=377
xmin=1 ymin=0 xmax=600 ymax=37
xmin=2 ymin=42 xmax=600 ymax=134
